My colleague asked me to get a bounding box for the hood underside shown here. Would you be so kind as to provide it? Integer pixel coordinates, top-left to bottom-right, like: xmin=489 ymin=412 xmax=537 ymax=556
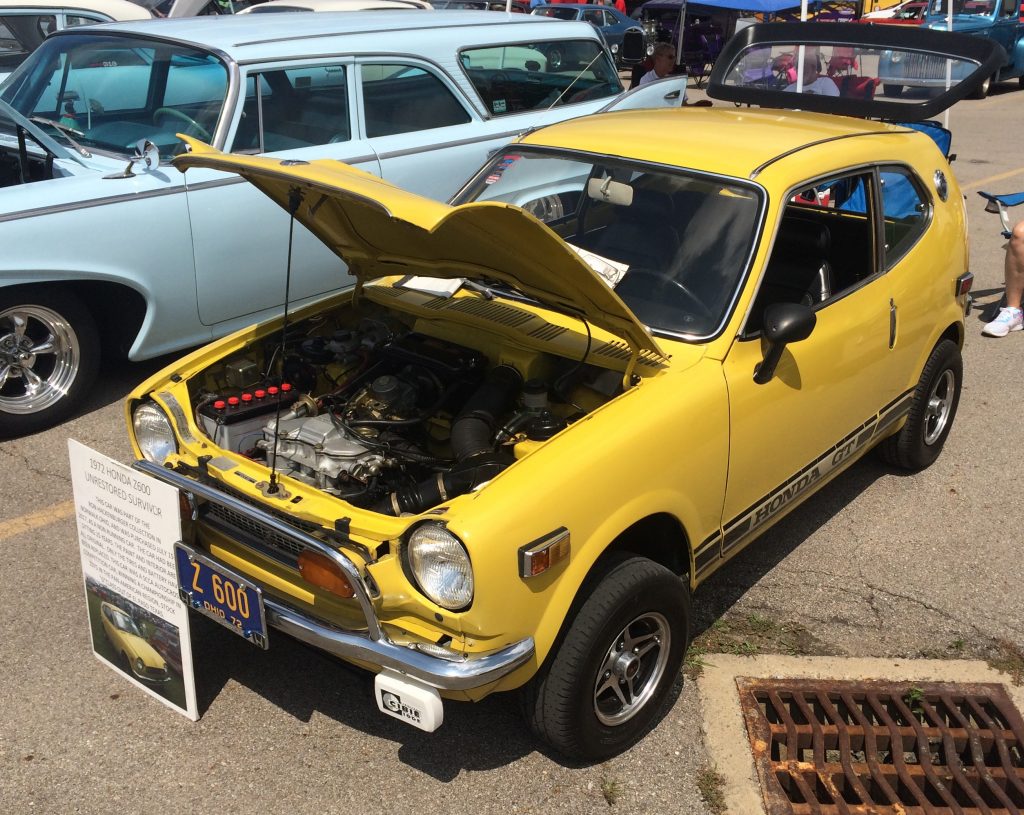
xmin=173 ymin=137 xmax=666 ymax=359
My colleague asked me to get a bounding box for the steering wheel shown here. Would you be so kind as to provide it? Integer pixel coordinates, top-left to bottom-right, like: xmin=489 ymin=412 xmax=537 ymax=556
xmin=152 ymin=107 xmax=212 ymax=142
xmin=618 ymin=270 xmax=714 ymax=323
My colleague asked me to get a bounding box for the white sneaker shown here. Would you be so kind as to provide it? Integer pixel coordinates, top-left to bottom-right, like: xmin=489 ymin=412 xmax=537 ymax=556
xmin=982 ymin=307 xmax=1023 ymax=337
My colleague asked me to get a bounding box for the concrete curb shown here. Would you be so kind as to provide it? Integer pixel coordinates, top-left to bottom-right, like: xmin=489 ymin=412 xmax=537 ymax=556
xmin=696 ymin=655 xmax=1024 ymax=814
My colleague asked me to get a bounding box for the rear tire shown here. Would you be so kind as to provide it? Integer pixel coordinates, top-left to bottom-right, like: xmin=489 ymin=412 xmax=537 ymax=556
xmin=878 ymin=339 xmax=961 ymax=471
xmin=521 ymin=556 xmax=690 ymax=761
xmin=0 ymin=286 xmax=100 ymax=438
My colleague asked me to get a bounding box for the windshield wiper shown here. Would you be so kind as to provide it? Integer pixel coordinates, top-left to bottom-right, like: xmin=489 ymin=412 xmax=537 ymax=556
xmin=464 ymin=278 xmax=539 ymax=305
xmin=28 ymin=117 xmax=92 ymax=158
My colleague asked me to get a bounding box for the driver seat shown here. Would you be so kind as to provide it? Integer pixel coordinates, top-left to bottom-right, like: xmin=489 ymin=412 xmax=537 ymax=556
xmin=748 ymin=220 xmax=833 ymax=330
xmin=590 ymin=188 xmax=679 ymax=270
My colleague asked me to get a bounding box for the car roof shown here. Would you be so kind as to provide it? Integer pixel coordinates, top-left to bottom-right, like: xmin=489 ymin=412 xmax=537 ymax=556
xmin=519 ymin=107 xmax=904 ymax=180
xmin=0 ymin=0 xmax=151 ymax=17
xmin=84 ymin=8 xmax=578 ymax=56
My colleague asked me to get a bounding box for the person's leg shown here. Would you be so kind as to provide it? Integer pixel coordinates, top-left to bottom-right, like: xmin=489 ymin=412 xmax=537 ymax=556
xmin=1005 ymin=219 xmax=1024 ymax=310
xmin=982 ymin=219 xmax=1024 ymax=336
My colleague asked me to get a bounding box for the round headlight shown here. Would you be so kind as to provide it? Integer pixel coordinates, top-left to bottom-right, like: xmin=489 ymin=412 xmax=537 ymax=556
xmin=407 ymin=524 xmax=473 ymax=610
xmin=611 ymin=43 xmax=619 ymax=53
xmin=134 ymin=657 xmax=145 ymax=674
xmin=132 ymin=402 xmax=177 ymax=464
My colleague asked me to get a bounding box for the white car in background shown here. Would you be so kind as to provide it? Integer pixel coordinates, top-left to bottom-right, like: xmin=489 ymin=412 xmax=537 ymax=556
xmin=240 ymin=0 xmax=430 ymax=11
xmin=0 ymin=0 xmax=272 ymax=84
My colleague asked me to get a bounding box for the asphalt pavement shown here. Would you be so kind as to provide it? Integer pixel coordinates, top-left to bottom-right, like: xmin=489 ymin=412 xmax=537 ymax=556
xmin=1 ymin=83 xmax=1022 ymax=815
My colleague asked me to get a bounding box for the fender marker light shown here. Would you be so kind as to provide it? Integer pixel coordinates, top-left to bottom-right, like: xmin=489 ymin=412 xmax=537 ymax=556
xmin=518 ymin=528 xmax=570 ymax=579
xmin=298 ymin=550 xmax=355 ymax=598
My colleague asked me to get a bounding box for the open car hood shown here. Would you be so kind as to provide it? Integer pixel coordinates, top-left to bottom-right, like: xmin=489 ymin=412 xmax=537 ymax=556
xmin=174 ymin=138 xmax=666 ymax=359
xmin=707 ymin=22 xmax=1005 ymax=121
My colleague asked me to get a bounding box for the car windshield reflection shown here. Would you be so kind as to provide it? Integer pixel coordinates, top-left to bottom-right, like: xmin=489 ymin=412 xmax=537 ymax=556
xmin=0 ymin=33 xmax=228 ymax=158
xmin=457 ymin=149 xmax=762 ymax=339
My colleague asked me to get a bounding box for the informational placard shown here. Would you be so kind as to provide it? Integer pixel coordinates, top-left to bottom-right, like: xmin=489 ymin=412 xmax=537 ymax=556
xmin=69 ymin=440 xmax=197 ymax=720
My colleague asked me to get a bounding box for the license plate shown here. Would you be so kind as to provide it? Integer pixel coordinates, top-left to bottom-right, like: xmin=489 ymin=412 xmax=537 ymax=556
xmin=175 ymin=543 xmax=268 ymax=649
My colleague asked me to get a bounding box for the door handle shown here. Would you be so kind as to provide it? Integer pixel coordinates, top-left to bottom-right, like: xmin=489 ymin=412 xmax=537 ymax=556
xmin=889 ymin=298 xmax=897 ymax=349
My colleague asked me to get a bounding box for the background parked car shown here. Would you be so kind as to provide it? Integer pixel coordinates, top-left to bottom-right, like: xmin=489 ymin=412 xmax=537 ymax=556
xmin=0 ymin=11 xmax=653 ymax=437
xmin=532 ymin=3 xmax=643 ymax=66
xmin=0 ymin=0 xmax=149 ymax=83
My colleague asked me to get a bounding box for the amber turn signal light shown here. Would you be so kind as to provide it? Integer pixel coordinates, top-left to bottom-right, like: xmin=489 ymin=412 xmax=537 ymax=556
xmin=298 ymin=550 xmax=355 ymax=598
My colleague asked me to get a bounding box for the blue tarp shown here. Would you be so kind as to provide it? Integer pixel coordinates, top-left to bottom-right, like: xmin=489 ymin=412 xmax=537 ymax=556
xmin=638 ymin=0 xmax=800 ymax=13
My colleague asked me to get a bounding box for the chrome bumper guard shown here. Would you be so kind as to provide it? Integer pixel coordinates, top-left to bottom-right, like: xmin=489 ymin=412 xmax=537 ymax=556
xmin=133 ymin=460 xmax=535 ymax=691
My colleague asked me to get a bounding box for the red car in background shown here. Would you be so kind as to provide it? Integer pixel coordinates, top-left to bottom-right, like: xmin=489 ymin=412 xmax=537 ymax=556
xmin=860 ymin=0 xmax=928 ymax=24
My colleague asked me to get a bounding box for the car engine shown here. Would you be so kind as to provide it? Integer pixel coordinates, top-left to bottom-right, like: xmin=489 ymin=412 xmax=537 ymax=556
xmin=194 ymin=317 xmax=573 ymax=515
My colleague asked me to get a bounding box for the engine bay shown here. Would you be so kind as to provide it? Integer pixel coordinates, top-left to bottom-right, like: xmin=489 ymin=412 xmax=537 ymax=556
xmin=190 ymin=301 xmax=624 ymax=515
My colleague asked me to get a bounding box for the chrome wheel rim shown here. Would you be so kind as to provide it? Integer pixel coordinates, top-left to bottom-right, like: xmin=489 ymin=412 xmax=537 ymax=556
xmin=0 ymin=305 xmax=80 ymax=415
xmin=923 ymin=369 xmax=955 ymax=446
xmin=593 ymin=611 xmax=670 ymax=726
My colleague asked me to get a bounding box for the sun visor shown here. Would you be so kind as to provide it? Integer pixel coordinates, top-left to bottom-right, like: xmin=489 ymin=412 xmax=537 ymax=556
xmin=707 ymin=22 xmax=1005 ymax=121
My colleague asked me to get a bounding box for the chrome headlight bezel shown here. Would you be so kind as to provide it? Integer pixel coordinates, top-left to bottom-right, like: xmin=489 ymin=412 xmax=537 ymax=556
xmin=405 ymin=523 xmax=474 ymax=611
xmin=132 ymin=401 xmax=178 ymax=465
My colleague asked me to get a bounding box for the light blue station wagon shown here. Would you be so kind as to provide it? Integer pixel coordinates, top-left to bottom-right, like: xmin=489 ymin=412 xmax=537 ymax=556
xmin=0 ymin=10 xmax=679 ymax=435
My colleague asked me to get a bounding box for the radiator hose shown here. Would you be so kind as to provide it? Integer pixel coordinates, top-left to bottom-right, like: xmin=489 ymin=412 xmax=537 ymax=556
xmin=375 ymin=365 xmax=522 ymax=516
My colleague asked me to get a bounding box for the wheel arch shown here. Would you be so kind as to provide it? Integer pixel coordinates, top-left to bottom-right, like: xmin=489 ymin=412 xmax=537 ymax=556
xmin=602 ymin=512 xmax=693 ymax=585
xmin=0 ymin=279 xmax=147 ymax=360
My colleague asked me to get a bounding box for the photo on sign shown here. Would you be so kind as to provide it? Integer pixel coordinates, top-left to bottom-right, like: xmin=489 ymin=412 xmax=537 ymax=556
xmin=84 ymin=579 xmax=188 ymax=711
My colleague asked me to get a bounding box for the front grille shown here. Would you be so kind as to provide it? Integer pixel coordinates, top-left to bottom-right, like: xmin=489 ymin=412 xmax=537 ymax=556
xmin=902 ymin=53 xmax=948 ymax=80
xmin=201 ymin=501 xmax=315 ymax=565
xmin=739 ymin=677 xmax=1024 ymax=814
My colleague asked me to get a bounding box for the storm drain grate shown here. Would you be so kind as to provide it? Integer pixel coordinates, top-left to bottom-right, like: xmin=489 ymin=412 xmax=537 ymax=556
xmin=737 ymin=677 xmax=1024 ymax=814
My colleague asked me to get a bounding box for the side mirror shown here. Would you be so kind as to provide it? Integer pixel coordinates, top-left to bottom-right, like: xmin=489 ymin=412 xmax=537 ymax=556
xmin=132 ymin=139 xmax=160 ymax=174
xmin=753 ymin=302 xmax=816 ymax=384
xmin=106 ymin=140 xmax=160 ymax=180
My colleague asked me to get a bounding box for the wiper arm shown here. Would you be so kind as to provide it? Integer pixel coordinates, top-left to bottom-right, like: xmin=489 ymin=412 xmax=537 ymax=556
xmin=464 ymin=278 xmax=538 ymax=304
xmin=29 ymin=117 xmax=92 ymax=157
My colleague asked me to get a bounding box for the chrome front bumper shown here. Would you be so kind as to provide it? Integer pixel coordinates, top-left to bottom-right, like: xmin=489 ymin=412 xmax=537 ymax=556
xmin=133 ymin=460 xmax=535 ymax=691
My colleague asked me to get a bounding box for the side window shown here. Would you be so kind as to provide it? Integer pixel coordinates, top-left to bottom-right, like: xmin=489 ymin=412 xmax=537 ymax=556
xmin=582 ymin=9 xmax=604 ymax=25
xmin=360 ymin=63 xmax=470 ymax=138
xmin=235 ymin=65 xmax=350 ymax=153
xmin=748 ymin=171 xmax=876 ymax=331
xmin=880 ymin=165 xmax=929 ymax=267
xmin=462 ymin=40 xmax=621 ymax=116
xmin=66 ymin=14 xmax=106 ymax=27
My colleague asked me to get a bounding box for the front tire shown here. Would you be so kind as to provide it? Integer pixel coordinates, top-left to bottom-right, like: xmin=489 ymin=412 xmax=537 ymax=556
xmin=970 ymin=74 xmax=993 ymax=99
xmin=879 ymin=339 xmax=961 ymax=471
xmin=522 ymin=556 xmax=690 ymax=761
xmin=0 ymin=286 xmax=100 ymax=438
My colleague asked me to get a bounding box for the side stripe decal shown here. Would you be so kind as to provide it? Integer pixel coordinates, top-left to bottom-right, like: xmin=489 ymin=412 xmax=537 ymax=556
xmin=702 ymin=388 xmax=915 ymax=565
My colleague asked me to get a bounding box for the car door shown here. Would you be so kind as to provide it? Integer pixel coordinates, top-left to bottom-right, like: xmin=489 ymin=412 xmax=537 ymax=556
xmin=185 ymin=58 xmax=381 ymax=328
xmin=720 ymin=168 xmax=897 ymax=557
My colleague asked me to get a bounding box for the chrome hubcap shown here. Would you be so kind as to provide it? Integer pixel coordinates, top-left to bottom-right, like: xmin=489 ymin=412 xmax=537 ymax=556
xmin=922 ymin=369 xmax=955 ymax=446
xmin=0 ymin=305 xmax=80 ymax=415
xmin=593 ymin=611 xmax=670 ymax=727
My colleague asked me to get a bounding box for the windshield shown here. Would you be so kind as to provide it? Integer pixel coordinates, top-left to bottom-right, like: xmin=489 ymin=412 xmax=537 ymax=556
xmin=534 ymin=7 xmax=579 ymax=19
xmin=1 ymin=33 xmax=229 ymax=158
xmin=456 ymin=150 xmax=762 ymax=338
xmin=107 ymin=607 xmax=144 ymax=636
